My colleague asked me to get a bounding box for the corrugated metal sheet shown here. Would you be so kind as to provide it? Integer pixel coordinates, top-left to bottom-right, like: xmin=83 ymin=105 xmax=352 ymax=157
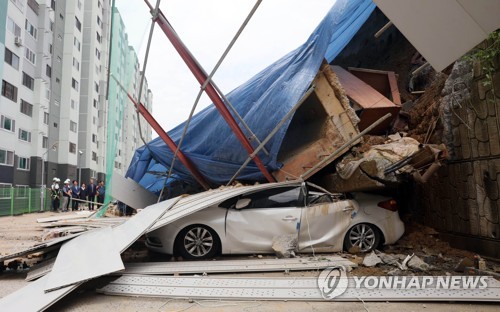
xmin=117 ymin=256 xmax=356 ymax=275
xmin=98 ymin=275 xmax=500 ymax=302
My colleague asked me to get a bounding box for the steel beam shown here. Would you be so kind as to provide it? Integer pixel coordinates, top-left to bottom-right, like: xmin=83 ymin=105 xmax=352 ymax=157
xmin=144 ymin=0 xmax=275 ymax=183
xmin=127 ymin=93 xmax=210 ymax=190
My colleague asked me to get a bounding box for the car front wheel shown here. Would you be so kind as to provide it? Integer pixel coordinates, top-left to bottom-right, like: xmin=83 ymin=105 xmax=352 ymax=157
xmin=344 ymin=223 xmax=380 ymax=252
xmin=176 ymin=224 xmax=220 ymax=259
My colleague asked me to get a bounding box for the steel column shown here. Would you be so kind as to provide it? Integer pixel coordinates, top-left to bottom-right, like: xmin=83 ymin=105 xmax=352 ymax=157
xmin=144 ymin=0 xmax=275 ymax=183
xmin=126 ymin=93 xmax=210 ymax=190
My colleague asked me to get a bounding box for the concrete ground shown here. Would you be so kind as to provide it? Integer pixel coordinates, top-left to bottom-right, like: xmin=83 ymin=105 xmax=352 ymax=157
xmin=0 ymin=212 xmax=499 ymax=311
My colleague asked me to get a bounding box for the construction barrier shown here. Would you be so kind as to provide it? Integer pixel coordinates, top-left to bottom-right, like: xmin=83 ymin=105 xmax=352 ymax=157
xmin=0 ymin=186 xmax=51 ymax=216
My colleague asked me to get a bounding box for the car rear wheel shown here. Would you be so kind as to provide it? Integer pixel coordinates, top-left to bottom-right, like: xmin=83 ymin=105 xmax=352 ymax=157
xmin=176 ymin=224 xmax=220 ymax=259
xmin=344 ymin=223 xmax=380 ymax=252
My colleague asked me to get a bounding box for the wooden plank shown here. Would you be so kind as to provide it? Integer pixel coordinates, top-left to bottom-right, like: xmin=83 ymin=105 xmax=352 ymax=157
xmin=333 ymin=66 xmax=396 ymax=109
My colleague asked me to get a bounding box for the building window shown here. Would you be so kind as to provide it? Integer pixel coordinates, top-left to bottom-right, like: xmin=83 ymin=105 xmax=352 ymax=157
xmin=22 ymin=72 xmax=35 ymax=90
xmin=72 ymin=78 xmax=79 ymax=91
xmin=0 ymin=149 xmax=14 ymax=166
xmin=45 ymin=88 xmax=50 ymax=100
xmin=70 ymin=121 xmax=77 ymax=132
xmin=96 ymin=32 xmax=101 ymax=43
xmin=93 ymin=116 xmax=96 ymax=125
xmin=4 ymin=48 xmax=20 ymax=70
xmin=1 ymin=80 xmax=18 ymax=102
xmin=69 ymin=142 xmax=76 ymax=154
xmin=71 ymin=99 xmax=75 ymax=109
xmin=75 ymin=17 xmax=81 ymax=31
xmin=95 ymin=48 xmax=100 ymax=60
xmin=42 ymin=136 xmax=48 ymax=148
xmin=93 ymin=99 xmax=98 ymax=108
xmin=49 ymin=43 xmax=53 ymax=54
xmin=18 ymin=157 xmax=30 ymax=170
xmin=95 ymin=82 xmax=99 ymax=93
xmin=46 ymin=65 xmax=52 ymax=78
xmin=18 ymin=129 xmax=32 ymax=142
xmin=24 ymin=47 xmax=36 ymax=64
xmin=20 ymin=100 xmax=33 ymax=117
xmin=97 ymin=16 xmax=102 ymax=28
xmin=50 ymin=21 xmax=54 ymax=31
xmin=73 ymin=37 xmax=81 ymax=51
xmin=25 ymin=19 xmax=38 ymax=39
xmin=51 ymin=0 xmax=55 ymax=10
xmin=43 ymin=112 xmax=49 ymax=124
xmin=92 ymin=134 xmax=97 ymax=143
xmin=92 ymin=151 xmax=97 ymax=162
xmin=60 ymin=13 xmax=64 ymax=20
xmin=1 ymin=115 xmax=15 ymax=132
xmin=7 ymin=17 xmax=21 ymax=36
xmin=72 ymin=57 xmax=80 ymax=70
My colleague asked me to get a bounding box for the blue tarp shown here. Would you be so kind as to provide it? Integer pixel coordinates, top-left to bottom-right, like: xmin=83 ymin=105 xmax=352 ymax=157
xmin=125 ymin=0 xmax=376 ymax=194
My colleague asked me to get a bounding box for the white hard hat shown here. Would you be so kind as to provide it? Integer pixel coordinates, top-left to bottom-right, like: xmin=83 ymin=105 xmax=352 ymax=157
xmin=55 ymin=178 xmax=60 ymax=182
xmin=64 ymin=179 xmax=71 ymax=184
xmin=53 ymin=177 xmax=57 ymax=181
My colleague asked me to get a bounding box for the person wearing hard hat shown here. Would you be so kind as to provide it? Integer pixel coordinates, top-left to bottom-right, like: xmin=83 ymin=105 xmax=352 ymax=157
xmin=50 ymin=178 xmax=61 ymax=212
xmin=62 ymin=179 xmax=72 ymax=212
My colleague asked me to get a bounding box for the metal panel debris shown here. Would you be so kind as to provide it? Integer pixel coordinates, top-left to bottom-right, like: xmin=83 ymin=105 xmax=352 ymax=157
xmin=110 ymin=173 xmax=159 ymax=209
xmin=37 ymin=211 xmax=94 ymax=223
xmin=98 ymin=275 xmax=500 ymax=302
xmin=45 ymin=227 xmax=123 ymax=292
xmin=373 ymin=0 xmax=500 ymax=71
xmin=0 ymin=275 xmax=79 ymax=311
xmin=117 ymin=256 xmax=356 ymax=275
xmin=43 ymin=197 xmax=180 ymax=292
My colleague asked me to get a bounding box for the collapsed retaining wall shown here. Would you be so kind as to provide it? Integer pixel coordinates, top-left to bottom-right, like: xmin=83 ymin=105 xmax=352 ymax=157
xmin=418 ymin=58 xmax=500 ymax=258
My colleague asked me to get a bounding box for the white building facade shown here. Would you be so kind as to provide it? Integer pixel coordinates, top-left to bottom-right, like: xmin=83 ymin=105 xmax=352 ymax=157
xmin=0 ymin=0 xmax=152 ymax=189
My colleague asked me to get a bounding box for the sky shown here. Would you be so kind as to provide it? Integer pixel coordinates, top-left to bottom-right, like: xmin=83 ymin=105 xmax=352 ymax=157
xmin=115 ymin=0 xmax=336 ymax=137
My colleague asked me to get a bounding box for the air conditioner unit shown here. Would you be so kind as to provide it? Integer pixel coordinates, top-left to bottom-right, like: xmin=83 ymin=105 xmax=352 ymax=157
xmin=14 ymin=36 xmax=23 ymax=46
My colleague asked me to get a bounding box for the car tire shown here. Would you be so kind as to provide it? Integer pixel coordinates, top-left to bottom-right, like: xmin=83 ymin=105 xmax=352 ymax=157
xmin=344 ymin=223 xmax=381 ymax=253
xmin=176 ymin=224 xmax=220 ymax=260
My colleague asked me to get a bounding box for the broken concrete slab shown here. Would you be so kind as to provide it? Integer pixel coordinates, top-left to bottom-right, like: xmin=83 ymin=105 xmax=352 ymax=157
xmin=273 ymin=63 xmax=360 ymax=181
xmin=407 ymin=255 xmax=431 ymax=271
xmin=362 ymin=251 xmax=382 ymax=267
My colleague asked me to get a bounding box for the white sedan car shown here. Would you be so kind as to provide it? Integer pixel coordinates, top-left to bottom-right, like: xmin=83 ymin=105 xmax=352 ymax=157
xmin=146 ymin=182 xmax=404 ymax=259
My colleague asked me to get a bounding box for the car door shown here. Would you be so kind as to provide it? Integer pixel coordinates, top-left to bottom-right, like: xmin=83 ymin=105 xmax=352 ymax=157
xmin=298 ymin=193 xmax=356 ymax=252
xmin=225 ymin=186 xmax=304 ymax=254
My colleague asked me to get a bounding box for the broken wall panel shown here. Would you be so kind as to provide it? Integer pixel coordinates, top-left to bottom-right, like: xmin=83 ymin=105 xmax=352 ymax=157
xmin=332 ymin=65 xmax=401 ymax=134
xmin=274 ymin=64 xmax=360 ymax=181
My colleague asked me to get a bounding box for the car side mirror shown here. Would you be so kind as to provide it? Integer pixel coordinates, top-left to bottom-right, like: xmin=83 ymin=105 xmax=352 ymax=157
xmin=235 ymin=198 xmax=251 ymax=209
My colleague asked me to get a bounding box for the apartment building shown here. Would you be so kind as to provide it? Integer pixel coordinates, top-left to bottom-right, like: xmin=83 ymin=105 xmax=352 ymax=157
xmin=0 ymin=0 xmax=153 ymax=189
xmin=108 ymin=7 xmax=153 ymax=178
